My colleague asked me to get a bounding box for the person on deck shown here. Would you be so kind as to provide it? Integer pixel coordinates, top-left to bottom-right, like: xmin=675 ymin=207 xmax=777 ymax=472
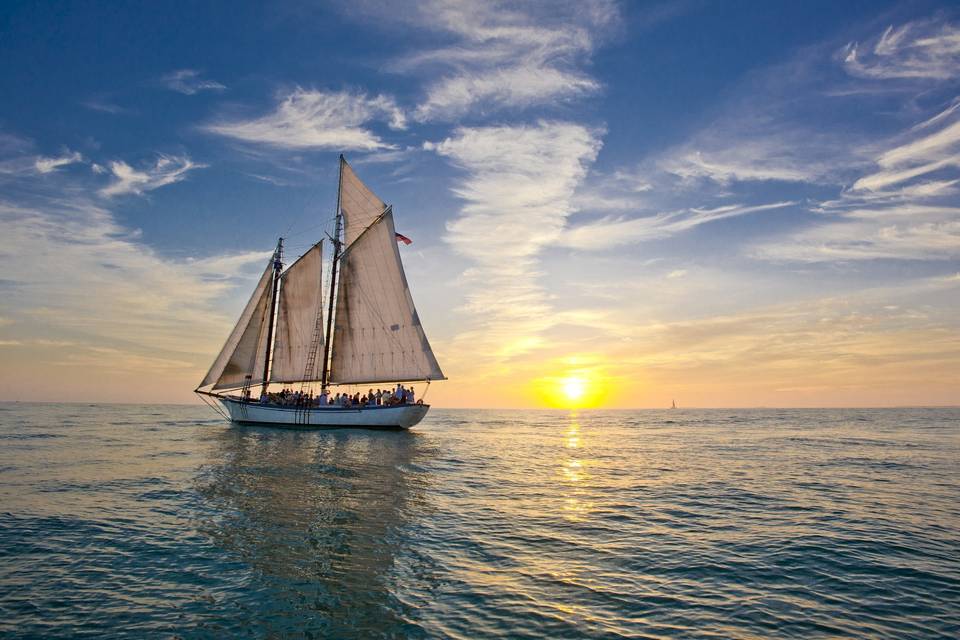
xmin=408 ymin=387 xmax=415 ymax=404
xmin=375 ymin=389 xmax=383 ymax=405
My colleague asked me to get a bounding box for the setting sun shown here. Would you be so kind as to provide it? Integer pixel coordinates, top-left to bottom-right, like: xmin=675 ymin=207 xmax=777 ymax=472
xmin=563 ymin=377 xmax=586 ymax=401
xmin=531 ymin=367 xmax=609 ymax=408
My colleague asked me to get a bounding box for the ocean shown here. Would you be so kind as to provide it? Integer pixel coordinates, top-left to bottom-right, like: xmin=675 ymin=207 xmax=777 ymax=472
xmin=0 ymin=404 xmax=957 ymax=638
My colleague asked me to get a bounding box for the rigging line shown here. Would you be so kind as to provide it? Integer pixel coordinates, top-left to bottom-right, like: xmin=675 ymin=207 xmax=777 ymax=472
xmin=196 ymin=392 xmax=230 ymax=421
xmin=282 ymin=218 xmax=336 ymax=239
xmin=279 ymin=240 xmax=322 ymax=275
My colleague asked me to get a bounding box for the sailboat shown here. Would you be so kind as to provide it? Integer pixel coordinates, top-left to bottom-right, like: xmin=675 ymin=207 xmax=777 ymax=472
xmin=195 ymin=155 xmax=445 ymax=429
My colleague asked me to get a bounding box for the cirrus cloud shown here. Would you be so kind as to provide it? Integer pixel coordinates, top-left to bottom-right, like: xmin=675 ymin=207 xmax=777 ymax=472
xmin=99 ymin=154 xmax=205 ymax=197
xmin=204 ymin=88 xmax=406 ymax=150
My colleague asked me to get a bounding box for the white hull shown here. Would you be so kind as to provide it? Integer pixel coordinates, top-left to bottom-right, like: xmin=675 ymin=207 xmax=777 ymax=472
xmin=218 ymin=397 xmax=430 ymax=429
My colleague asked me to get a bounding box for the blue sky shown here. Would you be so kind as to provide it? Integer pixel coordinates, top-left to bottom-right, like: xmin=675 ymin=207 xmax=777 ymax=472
xmin=1 ymin=1 xmax=958 ymax=406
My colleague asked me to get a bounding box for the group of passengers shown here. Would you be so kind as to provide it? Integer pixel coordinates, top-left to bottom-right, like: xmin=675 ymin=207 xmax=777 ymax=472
xmin=257 ymin=384 xmax=416 ymax=408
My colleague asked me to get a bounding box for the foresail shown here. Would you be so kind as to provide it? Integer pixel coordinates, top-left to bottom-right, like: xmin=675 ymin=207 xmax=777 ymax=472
xmin=199 ymin=259 xmax=274 ymax=390
xmin=270 ymin=242 xmax=324 ymax=383
xmin=330 ymin=210 xmax=445 ymax=385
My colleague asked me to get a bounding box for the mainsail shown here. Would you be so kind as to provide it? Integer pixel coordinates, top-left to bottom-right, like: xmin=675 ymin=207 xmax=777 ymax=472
xmin=199 ymin=257 xmax=275 ymax=391
xmin=329 ymin=161 xmax=445 ymax=385
xmin=330 ymin=210 xmax=445 ymax=384
xmin=270 ymin=242 xmax=324 ymax=383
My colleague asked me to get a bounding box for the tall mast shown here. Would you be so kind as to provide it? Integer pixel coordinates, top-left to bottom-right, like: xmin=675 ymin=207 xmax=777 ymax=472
xmin=320 ymin=155 xmax=345 ymax=390
xmin=261 ymin=237 xmax=283 ymax=396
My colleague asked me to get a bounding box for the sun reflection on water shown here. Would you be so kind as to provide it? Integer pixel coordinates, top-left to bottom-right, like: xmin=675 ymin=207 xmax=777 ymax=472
xmin=561 ymin=413 xmax=593 ymax=521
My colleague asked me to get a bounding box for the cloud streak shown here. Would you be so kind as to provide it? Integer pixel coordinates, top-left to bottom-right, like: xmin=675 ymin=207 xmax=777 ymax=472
xmin=843 ymin=19 xmax=960 ymax=81
xmin=563 ymin=201 xmax=795 ymax=250
xmin=0 ymin=197 xmax=271 ymax=360
xmin=852 ymin=101 xmax=960 ymax=192
xmin=99 ymin=154 xmax=204 ymax=197
xmin=35 ymin=150 xmax=84 ymax=174
xmin=385 ymin=0 xmax=615 ymax=121
xmin=205 ymin=88 xmax=405 ymax=150
xmin=160 ymin=69 xmax=227 ymax=95
xmin=757 ymin=90 xmax=960 ymax=263
xmin=426 ymin=120 xmax=601 ymax=371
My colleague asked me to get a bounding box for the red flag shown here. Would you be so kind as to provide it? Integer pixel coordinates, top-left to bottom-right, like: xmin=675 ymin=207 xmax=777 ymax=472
xmin=395 ymin=232 xmax=412 ymax=245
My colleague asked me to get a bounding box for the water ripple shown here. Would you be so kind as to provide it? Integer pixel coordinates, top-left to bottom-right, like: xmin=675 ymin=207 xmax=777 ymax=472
xmin=0 ymin=404 xmax=957 ymax=638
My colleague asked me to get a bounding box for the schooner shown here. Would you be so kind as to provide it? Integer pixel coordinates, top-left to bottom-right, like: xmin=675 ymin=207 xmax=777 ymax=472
xmin=195 ymin=156 xmax=445 ymax=429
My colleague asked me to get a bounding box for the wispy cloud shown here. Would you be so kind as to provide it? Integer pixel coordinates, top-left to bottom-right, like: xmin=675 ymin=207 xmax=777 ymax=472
xmin=842 ymin=18 xmax=960 ymax=81
xmin=756 ymin=90 xmax=960 ymax=263
xmin=160 ymin=69 xmax=227 ymax=95
xmin=99 ymin=154 xmax=205 ymax=197
xmin=426 ymin=120 xmax=601 ymax=371
xmin=852 ymin=101 xmax=960 ymax=192
xmin=659 ymin=144 xmax=827 ymax=185
xmin=429 ymin=121 xmax=602 ymax=259
xmin=753 ymin=204 xmax=960 ymax=262
xmin=35 ymin=150 xmax=84 ymax=174
xmin=384 ymin=0 xmax=615 ymax=121
xmin=645 ymin=22 xmax=956 ymax=190
xmin=586 ymin=16 xmax=960 ymax=270
xmin=416 ymin=65 xmax=597 ymax=122
xmin=563 ymin=201 xmax=795 ymax=250
xmin=204 ymin=88 xmax=404 ymax=150
xmin=81 ymin=97 xmax=130 ymax=114
xmin=1 ymin=150 xmax=85 ymax=177
xmin=0 ymin=198 xmax=270 ymax=359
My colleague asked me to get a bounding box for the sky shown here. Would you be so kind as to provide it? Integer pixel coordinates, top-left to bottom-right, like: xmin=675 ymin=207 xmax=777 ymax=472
xmin=0 ymin=0 xmax=958 ymax=408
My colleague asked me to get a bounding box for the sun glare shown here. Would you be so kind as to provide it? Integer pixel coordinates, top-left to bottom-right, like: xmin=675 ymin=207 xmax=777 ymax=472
xmin=562 ymin=377 xmax=586 ymax=401
xmin=532 ymin=365 xmax=607 ymax=408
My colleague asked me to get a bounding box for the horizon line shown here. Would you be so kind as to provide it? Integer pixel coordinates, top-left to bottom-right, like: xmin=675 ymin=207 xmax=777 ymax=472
xmin=1 ymin=400 xmax=958 ymax=410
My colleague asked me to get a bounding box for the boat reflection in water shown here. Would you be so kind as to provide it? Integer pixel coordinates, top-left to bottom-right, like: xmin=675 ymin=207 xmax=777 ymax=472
xmin=193 ymin=425 xmax=434 ymax=637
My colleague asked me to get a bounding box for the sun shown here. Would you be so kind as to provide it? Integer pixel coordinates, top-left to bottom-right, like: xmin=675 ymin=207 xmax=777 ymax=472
xmin=532 ymin=367 xmax=607 ymax=408
xmin=562 ymin=376 xmax=586 ymax=402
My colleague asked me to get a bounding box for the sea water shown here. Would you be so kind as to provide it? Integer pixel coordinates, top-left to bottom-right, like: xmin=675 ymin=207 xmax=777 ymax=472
xmin=0 ymin=404 xmax=957 ymax=638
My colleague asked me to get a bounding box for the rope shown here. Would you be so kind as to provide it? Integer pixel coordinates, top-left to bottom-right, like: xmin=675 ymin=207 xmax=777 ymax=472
xmin=196 ymin=392 xmax=230 ymax=421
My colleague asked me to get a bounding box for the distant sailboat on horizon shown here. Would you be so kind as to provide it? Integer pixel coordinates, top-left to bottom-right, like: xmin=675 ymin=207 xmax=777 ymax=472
xmin=671 ymin=399 xmax=677 ymax=409
xmin=195 ymin=155 xmax=445 ymax=429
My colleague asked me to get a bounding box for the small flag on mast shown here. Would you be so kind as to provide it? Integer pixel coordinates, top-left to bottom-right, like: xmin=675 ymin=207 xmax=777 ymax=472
xmin=395 ymin=232 xmax=412 ymax=245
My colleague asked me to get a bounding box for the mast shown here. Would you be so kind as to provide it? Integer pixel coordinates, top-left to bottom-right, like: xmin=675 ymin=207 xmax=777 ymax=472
xmin=320 ymin=155 xmax=345 ymax=390
xmin=261 ymin=237 xmax=283 ymax=396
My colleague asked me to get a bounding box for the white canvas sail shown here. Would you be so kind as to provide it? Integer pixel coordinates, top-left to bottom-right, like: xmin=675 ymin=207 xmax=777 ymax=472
xmin=199 ymin=259 xmax=275 ymax=390
xmin=270 ymin=242 xmax=324 ymax=383
xmin=339 ymin=159 xmax=388 ymax=246
xmin=330 ymin=208 xmax=445 ymax=385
